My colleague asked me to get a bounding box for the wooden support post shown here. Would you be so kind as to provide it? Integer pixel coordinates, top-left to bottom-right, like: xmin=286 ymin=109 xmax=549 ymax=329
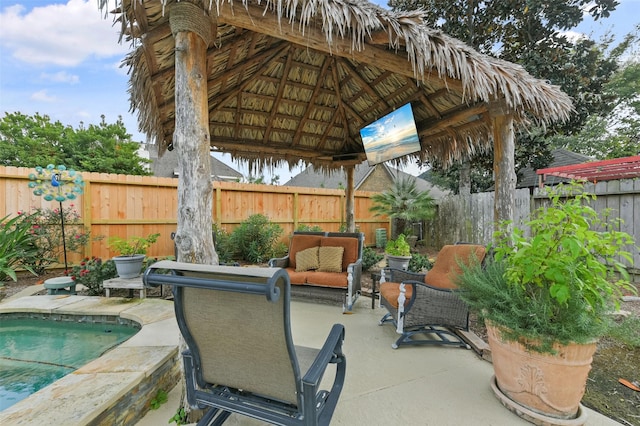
xmin=490 ymin=100 xmax=516 ymax=231
xmin=346 ymin=166 xmax=355 ymax=232
xmin=170 ymin=2 xmax=218 ymax=264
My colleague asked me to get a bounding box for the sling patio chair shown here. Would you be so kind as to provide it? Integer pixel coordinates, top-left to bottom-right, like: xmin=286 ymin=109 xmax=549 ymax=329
xmin=378 ymin=244 xmax=486 ymax=349
xmin=143 ymin=260 xmax=347 ymax=426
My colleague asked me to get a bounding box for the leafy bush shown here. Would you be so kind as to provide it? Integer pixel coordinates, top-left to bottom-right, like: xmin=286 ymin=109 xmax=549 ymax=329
xmin=296 ymin=224 xmax=323 ymax=232
xmin=458 ymin=184 xmax=636 ymax=353
xmin=67 ymin=257 xmax=117 ymax=295
xmin=229 ymin=214 xmax=284 ymax=263
xmin=212 ymin=224 xmax=235 ymax=264
xmin=0 ymin=214 xmax=38 ymax=281
xmin=607 ymin=316 xmax=640 ymax=348
xmin=408 ymin=252 xmax=433 ymax=273
xmin=385 ymin=234 xmax=411 ymax=256
xmin=20 ymin=205 xmax=96 ymax=274
xmin=108 ymin=233 xmax=160 ymax=256
xmin=362 ymin=247 xmax=383 ymax=271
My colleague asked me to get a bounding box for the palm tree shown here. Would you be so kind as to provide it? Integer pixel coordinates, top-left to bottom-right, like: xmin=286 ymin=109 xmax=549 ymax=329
xmin=369 ymin=177 xmax=436 ymax=238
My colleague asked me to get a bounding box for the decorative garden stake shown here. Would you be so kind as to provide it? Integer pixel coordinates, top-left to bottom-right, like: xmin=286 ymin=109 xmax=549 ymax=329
xmin=28 ymin=164 xmax=85 ymax=271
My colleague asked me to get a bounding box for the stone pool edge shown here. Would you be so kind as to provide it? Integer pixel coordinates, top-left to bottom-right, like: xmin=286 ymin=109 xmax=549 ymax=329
xmin=0 ymin=295 xmax=181 ymax=426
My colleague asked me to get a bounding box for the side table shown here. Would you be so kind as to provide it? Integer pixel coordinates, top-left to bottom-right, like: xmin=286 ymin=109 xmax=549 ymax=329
xmin=103 ymin=276 xmax=146 ymax=298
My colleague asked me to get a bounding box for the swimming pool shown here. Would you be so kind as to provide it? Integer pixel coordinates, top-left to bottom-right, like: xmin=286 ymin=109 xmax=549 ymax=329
xmin=0 ymin=314 xmax=139 ymax=410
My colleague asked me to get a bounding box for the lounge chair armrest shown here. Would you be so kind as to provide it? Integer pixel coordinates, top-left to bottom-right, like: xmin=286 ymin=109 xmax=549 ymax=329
xmin=268 ymin=256 xmax=290 ymax=268
xmin=302 ymin=323 xmax=346 ymax=424
xmin=302 ymin=323 xmax=346 ymax=387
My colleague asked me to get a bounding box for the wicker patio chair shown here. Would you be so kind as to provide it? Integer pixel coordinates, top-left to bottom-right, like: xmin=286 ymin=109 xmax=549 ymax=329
xmin=143 ymin=261 xmax=346 ymax=426
xmin=378 ymin=244 xmax=486 ymax=349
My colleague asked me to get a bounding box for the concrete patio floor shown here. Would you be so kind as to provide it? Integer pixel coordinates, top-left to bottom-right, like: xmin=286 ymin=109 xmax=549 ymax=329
xmin=138 ymin=296 xmax=621 ymax=426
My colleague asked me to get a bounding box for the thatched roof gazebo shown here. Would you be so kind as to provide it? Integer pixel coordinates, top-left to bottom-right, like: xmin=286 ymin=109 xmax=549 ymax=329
xmin=99 ymin=0 xmax=573 ymax=263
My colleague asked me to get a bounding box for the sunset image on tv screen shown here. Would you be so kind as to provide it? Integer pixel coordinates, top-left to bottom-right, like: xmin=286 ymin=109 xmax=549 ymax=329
xmin=360 ymin=103 xmax=421 ymax=165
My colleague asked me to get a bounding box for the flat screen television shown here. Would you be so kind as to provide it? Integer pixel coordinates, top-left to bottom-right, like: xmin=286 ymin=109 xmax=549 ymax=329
xmin=359 ymin=103 xmax=421 ymax=166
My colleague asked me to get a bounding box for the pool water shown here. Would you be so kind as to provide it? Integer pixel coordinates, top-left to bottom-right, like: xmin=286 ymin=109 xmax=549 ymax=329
xmin=0 ymin=317 xmax=138 ymax=410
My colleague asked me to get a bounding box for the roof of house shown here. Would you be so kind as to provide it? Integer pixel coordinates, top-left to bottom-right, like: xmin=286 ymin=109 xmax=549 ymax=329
xmin=284 ymin=162 xmax=451 ymax=199
xmin=537 ymin=155 xmax=640 ymax=184
xmin=517 ymin=149 xmax=592 ymax=188
xmin=146 ymin=144 xmax=243 ymax=180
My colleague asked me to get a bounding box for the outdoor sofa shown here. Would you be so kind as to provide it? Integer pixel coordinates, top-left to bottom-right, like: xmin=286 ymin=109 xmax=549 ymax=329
xmin=269 ymin=231 xmax=364 ymax=312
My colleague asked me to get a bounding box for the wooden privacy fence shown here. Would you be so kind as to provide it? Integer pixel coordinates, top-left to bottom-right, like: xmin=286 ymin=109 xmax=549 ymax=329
xmin=0 ymin=166 xmax=389 ymax=265
xmin=426 ymin=189 xmax=531 ymax=248
xmin=424 ymin=180 xmax=640 ymax=280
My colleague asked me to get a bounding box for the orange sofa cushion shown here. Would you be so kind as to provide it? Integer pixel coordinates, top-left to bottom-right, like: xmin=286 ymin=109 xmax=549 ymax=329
xmin=425 ymin=244 xmax=486 ymax=289
xmin=307 ymin=271 xmax=349 ymax=288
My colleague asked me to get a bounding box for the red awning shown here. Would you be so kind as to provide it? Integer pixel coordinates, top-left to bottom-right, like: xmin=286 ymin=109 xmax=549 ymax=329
xmin=536 ymin=155 xmax=640 ymax=187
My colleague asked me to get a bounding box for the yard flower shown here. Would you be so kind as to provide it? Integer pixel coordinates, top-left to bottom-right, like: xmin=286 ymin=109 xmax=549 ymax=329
xmin=66 ymin=257 xmax=117 ymax=296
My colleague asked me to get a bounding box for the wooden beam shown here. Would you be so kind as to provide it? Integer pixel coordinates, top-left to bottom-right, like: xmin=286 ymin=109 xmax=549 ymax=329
xmin=346 ymin=166 xmax=355 ymax=232
xmin=418 ymin=104 xmax=486 ymax=138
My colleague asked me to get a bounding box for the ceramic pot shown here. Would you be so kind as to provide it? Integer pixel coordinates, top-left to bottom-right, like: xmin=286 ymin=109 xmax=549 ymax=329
xmin=386 ymin=254 xmax=411 ymax=270
xmin=112 ymin=254 xmax=145 ymax=279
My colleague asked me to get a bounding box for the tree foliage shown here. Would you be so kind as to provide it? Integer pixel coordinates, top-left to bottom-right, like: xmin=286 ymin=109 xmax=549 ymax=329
xmin=0 ymin=112 xmax=150 ymax=175
xmin=388 ymin=0 xmax=638 ymax=191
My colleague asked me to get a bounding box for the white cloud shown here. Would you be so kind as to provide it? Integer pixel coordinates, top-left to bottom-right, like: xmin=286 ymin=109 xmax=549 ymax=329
xmin=0 ymin=0 xmax=128 ymax=67
xmin=563 ymin=30 xmax=588 ymax=43
xmin=30 ymin=90 xmax=56 ymax=102
xmin=40 ymin=71 xmax=80 ymax=84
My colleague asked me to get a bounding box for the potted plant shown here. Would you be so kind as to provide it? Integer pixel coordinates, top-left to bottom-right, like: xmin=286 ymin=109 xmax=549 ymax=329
xmin=457 ymin=183 xmax=636 ymax=424
xmin=385 ymin=234 xmax=412 ymax=270
xmin=108 ymin=233 xmax=160 ymax=279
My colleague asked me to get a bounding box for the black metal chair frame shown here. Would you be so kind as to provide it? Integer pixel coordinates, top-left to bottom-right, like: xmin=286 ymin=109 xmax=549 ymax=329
xmin=144 ymin=261 xmax=347 ymax=426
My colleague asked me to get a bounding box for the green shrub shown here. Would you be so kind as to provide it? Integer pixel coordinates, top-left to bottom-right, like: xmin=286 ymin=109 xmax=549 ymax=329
xmin=0 ymin=214 xmax=39 ymax=281
xmin=607 ymin=316 xmax=640 ymax=348
xmin=229 ymin=214 xmax=284 ymax=263
xmin=296 ymin=224 xmax=323 ymax=232
xmin=212 ymin=224 xmax=235 ymax=264
xmin=408 ymin=252 xmax=433 ymax=273
xmin=362 ymin=247 xmax=383 ymax=271
xmin=67 ymin=257 xmax=117 ymax=296
xmin=20 ymin=205 xmax=97 ymax=274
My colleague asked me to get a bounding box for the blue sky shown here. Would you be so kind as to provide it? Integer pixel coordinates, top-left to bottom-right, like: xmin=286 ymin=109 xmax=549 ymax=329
xmin=1 ymin=0 xmax=638 ymax=182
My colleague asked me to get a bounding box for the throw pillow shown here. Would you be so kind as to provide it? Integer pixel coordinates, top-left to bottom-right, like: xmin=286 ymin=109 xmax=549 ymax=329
xmin=295 ymin=246 xmax=319 ymax=272
xmin=318 ymin=246 xmax=344 ymax=273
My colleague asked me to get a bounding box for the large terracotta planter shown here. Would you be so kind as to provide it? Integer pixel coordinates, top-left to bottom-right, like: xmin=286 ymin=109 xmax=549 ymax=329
xmin=486 ymin=323 xmax=596 ymax=423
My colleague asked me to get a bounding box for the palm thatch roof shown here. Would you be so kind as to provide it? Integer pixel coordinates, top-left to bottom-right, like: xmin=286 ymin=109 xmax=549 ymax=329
xmin=101 ymin=0 xmax=573 ymax=173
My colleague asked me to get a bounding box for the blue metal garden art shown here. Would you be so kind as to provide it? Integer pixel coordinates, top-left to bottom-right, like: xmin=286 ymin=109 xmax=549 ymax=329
xmin=28 ymin=165 xmax=85 ymax=271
